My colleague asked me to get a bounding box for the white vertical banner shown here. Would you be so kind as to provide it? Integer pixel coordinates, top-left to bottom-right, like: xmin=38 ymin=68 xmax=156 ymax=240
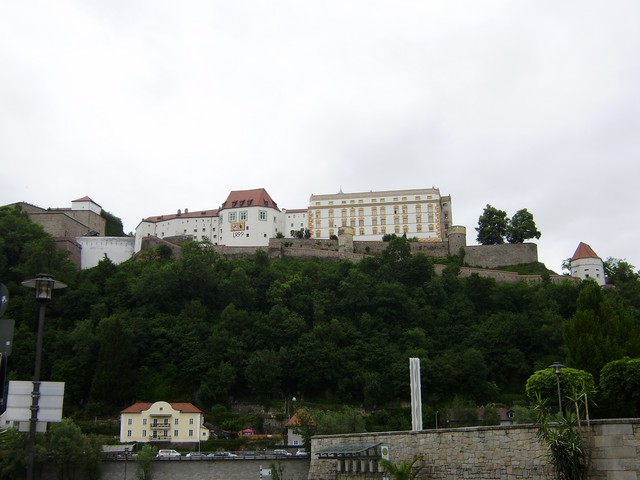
xmin=409 ymin=358 xmax=422 ymax=431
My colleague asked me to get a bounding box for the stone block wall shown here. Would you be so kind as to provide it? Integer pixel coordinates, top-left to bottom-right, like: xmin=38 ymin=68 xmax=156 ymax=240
xmin=463 ymin=243 xmax=538 ymax=269
xmin=309 ymin=420 xmax=640 ymax=480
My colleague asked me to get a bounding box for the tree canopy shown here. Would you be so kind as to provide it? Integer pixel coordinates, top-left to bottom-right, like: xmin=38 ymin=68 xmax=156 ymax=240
xmin=2 ymin=205 xmax=640 ymax=426
xmin=476 ymin=205 xmax=542 ymax=245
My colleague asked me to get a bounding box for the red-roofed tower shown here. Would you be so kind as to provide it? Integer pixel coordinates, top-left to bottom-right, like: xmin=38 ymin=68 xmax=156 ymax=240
xmin=570 ymin=242 xmax=605 ymax=285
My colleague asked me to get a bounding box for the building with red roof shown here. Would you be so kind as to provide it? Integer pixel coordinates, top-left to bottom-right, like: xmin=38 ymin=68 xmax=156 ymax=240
xmin=570 ymin=242 xmax=605 ymax=286
xmin=119 ymin=401 xmax=210 ymax=445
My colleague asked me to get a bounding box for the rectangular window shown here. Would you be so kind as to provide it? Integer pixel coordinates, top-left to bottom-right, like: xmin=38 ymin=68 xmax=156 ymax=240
xmin=174 ymin=418 xmax=179 ymax=425
xmin=259 ymin=210 xmax=267 ymax=221
xmin=239 ymin=211 xmax=247 ymax=221
xmin=143 ymin=418 xmax=147 ymax=425
xmin=174 ymin=429 xmax=179 ymax=437
xmin=228 ymin=212 xmax=237 ymax=222
xmin=128 ymin=419 xmax=132 ymax=425
xmin=189 ymin=418 xmax=194 ymax=425
xmin=127 ymin=430 xmax=132 ymax=437
xmin=189 ymin=429 xmax=194 ymax=437
xmin=142 ymin=429 xmax=147 ymax=437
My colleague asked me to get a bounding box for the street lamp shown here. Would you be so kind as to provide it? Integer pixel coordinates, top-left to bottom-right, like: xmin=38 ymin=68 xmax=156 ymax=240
xmin=550 ymin=362 xmax=564 ymax=418
xmin=21 ymin=273 xmax=67 ymax=480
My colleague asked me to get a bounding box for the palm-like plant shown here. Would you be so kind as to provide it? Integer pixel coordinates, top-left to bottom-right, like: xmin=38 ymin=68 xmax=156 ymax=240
xmin=379 ymin=455 xmax=424 ymax=480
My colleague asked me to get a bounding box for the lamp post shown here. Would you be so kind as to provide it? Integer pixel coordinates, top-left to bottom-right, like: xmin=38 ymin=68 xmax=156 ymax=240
xmin=550 ymin=362 xmax=564 ymax=418
xmin=21 ymin=273 xmax=67 ymax=480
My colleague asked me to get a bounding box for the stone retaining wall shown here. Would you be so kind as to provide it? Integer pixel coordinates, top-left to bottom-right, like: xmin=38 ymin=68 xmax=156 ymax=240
xmin=309 ymin=419 xmax=640 ymax=480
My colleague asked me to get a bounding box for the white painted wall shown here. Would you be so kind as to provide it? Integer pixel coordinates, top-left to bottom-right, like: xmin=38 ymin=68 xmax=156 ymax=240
xmin=77 ymin=236 xmax=135 ymax=269
xmin=571 ymin=257 xmax=606 ymax=286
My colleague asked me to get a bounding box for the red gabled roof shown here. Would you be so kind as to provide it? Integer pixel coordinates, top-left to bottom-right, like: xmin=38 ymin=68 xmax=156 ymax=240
xmin=220 ymin=188 xmax=279 ymax=211
xmin=143 ymin=209 xmax=219 ymax=223
xmin=120 ymin=402 xmax=203 ymax=414
xmin=121 ymin=402 xmax=153 ymax=413
xmin=171 ymin=402 xmax=203 ymax=413
xmin=72 ymin=196 xmax=102 ymax=207
xmin=571 ymin=242 xmax=600 ymax=261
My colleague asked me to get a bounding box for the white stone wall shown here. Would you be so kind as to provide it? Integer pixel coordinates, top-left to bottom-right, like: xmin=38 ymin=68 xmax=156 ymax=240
xmin=218 ymin=207 xmax=283 ymax=247
xmin=571 ymin=257 xmax=606 ymax=285
xmin=77 ymin=237 xmax=135 ymax=269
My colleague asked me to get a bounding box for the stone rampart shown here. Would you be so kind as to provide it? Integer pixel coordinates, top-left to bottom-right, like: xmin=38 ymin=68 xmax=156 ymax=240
xmin=463 ymin=243 xmax=538 ymax=268
xmin=309 ymin=419 xmax=640 ymax=480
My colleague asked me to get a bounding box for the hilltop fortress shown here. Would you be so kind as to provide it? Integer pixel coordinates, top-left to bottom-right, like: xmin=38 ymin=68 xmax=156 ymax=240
xmin=6 ymin=187 xmax=586 ymax=283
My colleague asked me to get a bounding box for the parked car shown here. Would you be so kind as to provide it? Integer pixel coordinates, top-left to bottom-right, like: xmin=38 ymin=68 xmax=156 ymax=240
xmin=156 ymin=449 xmax=181 ymax=459
xmin=185 ymin=452 xmax=206 ymax=459
xmin=207 ymin=451 xmax=238 ymax=458
xmin=295 ymin=449 xmax=308 ymax=456
xmin=273 ymin=449 xmax=292 ymax=456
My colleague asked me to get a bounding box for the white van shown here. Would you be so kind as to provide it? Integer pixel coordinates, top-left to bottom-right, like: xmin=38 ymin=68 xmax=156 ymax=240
xmin=156 ymin=449 xmax=181 ymax=459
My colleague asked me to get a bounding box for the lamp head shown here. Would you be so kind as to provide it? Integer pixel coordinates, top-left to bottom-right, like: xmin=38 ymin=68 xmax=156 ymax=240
xmin=21 ymin=273 xmax=67 ymax=302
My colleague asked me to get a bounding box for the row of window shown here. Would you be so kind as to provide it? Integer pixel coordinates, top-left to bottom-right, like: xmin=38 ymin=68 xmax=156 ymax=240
xmin=125 ymin=429 xmax=195 ymax=438
xmin=320 ymin=204 xmax=435 ymax=218
xmin=314 ymin=195 xmax=435 ymax=206
xmin=317 ymin=218 xmax=436 ymax=228
xmin=322 ymin=223 xmax=435 ymax=238
xmin=225 ymin=210 xmax=269 ymax=222
xmin=127 ymin=417 xmax=195 ymax=425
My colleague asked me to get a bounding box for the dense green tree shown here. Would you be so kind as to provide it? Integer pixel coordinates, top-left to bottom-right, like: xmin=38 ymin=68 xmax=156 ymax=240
xmin=506 ymin=208 xmax=541 ymax=243
xmin=475 ymin=204 xmax=508 ymax=245
xmin=598 ymin=357 xmax=640 ymax=417
xmin=245 ymin=349 xmax=283 ymax=398
xmin=525 ymin=367 xmax=595 ymax=416
xmin=564 ymin=282 xmax=640 ymax=380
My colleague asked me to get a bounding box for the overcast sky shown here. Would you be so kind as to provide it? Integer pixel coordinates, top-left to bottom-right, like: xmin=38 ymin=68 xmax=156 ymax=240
xmin=1 ymin=0 xmax=639 ymax=274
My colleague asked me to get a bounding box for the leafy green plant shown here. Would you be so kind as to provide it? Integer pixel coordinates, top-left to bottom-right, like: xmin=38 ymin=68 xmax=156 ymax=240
xmin=379 ymin=455 xmax=424 ymax=480
xmin=534 ymin=392 xmax=590 ymax=480
xmin=135 ymin=444 xmax=157 ymax=480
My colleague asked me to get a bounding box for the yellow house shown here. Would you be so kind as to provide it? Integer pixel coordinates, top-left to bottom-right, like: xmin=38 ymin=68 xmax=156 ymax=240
xmin=120 ymin=401 xmax=210 ymax=445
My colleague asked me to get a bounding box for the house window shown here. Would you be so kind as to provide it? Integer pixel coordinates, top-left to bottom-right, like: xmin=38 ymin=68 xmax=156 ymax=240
xmin=174 ymin=430 xmax=179 ymax=437
xmin=143 ymin=419 xmax=147 ymax=425
xmin=239 ymin=211 xmax=247 ymax=221
xmin=189 ymin=429 xmax=194 ymax=437
xmin=174 ymin=418 xmax=179 ymax=425
xmin=228 ymin=212 xmax=237 ymax=222
xmin=128 ymin=419 xmax=132 ymax=425
xmin=127 ymin=430 xmax=132 ymax=437
xmin=189 ymin=418 xmax=194 ymax=425
xmin=142 ymin=429 xmax=146 ymax=437
xmin=259 ymin=210 xmax=267 ymax=221
xmin=359 ymin=228 xmax=365 ymax=235
xmin=373 ymin=227 xmax=378 ymax=235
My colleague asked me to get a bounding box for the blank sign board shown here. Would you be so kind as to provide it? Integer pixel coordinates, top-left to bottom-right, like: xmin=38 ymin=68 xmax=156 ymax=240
xmin=5 ymin=381 xmax=64 ymax=423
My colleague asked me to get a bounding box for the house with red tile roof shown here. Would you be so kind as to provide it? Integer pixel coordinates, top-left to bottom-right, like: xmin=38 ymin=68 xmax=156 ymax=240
xmin=119 ymin=401 xmax=210 ymax=445
xmin=218 ymin=188 xmax=285 ymax=246
xmin=570 ymin=242 xmax=605 ymax=286
xmin=135 ymin=188 xmax=292 ymax=251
